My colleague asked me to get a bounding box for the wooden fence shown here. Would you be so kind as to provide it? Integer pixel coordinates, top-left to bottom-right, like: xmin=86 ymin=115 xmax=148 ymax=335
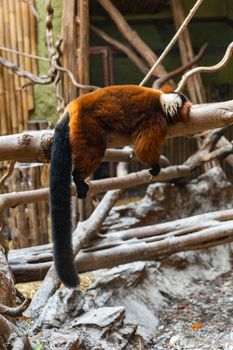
xmin=0 ymin=0 xmax=38 ymax=135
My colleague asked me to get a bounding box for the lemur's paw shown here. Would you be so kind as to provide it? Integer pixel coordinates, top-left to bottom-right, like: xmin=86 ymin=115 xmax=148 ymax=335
xmin=149 ymin=164 xmax=161 ymax=177
xmin=77 ymin=181 xmax=89 ymax=199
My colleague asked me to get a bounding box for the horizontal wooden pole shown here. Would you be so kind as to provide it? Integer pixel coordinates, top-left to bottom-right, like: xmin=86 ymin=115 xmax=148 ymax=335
xmin=0 ymin=100 xmax=233 ymax=162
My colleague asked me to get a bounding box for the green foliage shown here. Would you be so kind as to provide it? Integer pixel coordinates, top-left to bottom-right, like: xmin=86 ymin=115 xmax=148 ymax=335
xmin=30 ymin=1 xmax=62 ymax=124
xmin=35 ymin=340 xmax=43 ymax=350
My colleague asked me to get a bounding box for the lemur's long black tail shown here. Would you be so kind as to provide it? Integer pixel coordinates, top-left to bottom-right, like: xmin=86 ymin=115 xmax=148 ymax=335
xmin=50 ymin=112 xmax=79 ymax=288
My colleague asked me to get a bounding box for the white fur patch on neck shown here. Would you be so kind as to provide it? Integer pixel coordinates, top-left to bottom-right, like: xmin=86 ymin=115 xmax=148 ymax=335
xmin=160 ymin=93 xmax=182 ymax=117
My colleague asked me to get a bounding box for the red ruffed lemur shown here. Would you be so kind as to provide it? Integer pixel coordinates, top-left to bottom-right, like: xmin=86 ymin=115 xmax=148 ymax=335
xmin=50 ymin=85 xmax=191 ymax=288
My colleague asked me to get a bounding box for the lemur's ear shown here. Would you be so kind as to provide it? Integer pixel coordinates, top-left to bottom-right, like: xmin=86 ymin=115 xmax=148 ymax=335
xmin=160 ymin=84 xmax=173 ymax=93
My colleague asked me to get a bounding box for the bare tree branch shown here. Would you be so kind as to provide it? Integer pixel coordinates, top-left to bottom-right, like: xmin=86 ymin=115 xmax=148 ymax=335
xmin=0 ymin=56 xmax=53 ymax=85
xmin=0 ymin=46 xmax=50 ymax=61
xmin=140 ymin=0 xmax=205 ymax=86
xmin=176 ymin=41 xmax=233 ymax=92
xmin=0 ymin=298 xmax=31 ymax=317
xmin=1 ymin=142 xmax=232 ymax=216
xmin=0 ymin=2 xmax=99 ymax=104
xmin=90 ymin=24 xmax=150 ymax=76
xmin=97 ymin=0 xmax=168 ymax=77
xmin=153 ymin=43 xmax=208 ymax=89
xmin=0 ymin=161 xmax=16 ymax=193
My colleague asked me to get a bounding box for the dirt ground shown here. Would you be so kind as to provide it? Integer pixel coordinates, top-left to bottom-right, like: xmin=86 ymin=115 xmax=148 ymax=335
xmin=153 ymin=270 xmax=233 ymax=350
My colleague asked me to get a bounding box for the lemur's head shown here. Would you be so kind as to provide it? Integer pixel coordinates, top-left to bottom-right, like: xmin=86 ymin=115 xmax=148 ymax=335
xmin=160 ymin=92 xmax=191 ymax=122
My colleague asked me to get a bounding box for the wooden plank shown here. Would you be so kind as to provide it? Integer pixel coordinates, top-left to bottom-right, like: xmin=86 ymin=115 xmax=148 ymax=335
xmin=21 ymin=0 xmax=34 ymax=110
xmin=0 ymin=0 xmax=11 ymax=134
xmin=77 ymin=0 xmax=89 ymax=95
xmin=15 ymin=0 xmax=29 ymax=129
xmin=2 ymin=0 xmax=17 ymax=133
xmin=29 ymin=0 xmax=38 ymax=76
xmin=9 ymin=0 xmax=24 ymax=132
xmin=62 ymin=0 xmax=78 ymax=103
xmin=28 ymin=166 xmax=40 ymax=246
xmin=0 ymin=61 xmax=7 ymax=135
xmin=0 ymin=1 xmax=8 ymax=135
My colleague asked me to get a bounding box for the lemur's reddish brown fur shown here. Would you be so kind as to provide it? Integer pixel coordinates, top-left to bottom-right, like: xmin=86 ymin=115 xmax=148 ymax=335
xmin=67 ymin=85 xmax=190 ymax=181
xmin=50 ymin=85 xmax=191 ymax=287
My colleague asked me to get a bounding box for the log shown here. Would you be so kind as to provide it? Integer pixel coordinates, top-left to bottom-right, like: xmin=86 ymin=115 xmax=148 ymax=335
xmin=1 ymin=142 xmax=232 ymax=214
xmin=0 ymin=164 xmax=191 ymax=213
xmin=0 ymin=100 xmax=233 ymax=163
xmin=9 ymin=208 xmax=233 ymax=283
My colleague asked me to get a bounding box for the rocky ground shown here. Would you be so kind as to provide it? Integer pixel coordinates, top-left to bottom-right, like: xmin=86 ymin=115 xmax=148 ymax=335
xmin=14 ymin=168 xmax=233 ymax=349
xmin=154 ymin=269 xmax=233 ymax=350
xmin=24 ymin=246 xmax=233 ymax=350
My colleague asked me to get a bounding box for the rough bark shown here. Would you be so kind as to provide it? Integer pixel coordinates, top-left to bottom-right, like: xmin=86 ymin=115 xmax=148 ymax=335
xmin=8 ymin=211 xmax=233 ymax=283
xmin=0 ymin=314 xmax=32 ymax=350
xmin=9 ymin=168 xmax=233 ymax=283
xmin=0 ymin=100 xmax=233 ymax=163
xmin=0 ymin=247 xmax=16 ymax=308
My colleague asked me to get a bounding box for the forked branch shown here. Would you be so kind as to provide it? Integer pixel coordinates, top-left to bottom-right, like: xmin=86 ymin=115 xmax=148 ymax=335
xmin=176 ymin=42 xmax=233 ymax=92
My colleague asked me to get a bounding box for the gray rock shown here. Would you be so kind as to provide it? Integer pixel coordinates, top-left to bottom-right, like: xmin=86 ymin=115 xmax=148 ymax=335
xmin=72 ymin=306 xmax=125 ymax=328
xmin=103 ymin=167 xmax=233 ymax=231
xmin=31 ymin=288 xmax=84 ymax=334
xmin=44 ymin=307 xmax=136 ymax=350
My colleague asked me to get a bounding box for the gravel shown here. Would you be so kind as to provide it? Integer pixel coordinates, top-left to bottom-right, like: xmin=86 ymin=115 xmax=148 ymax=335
xmin=153 ymin=270 xmax=233 ymax=350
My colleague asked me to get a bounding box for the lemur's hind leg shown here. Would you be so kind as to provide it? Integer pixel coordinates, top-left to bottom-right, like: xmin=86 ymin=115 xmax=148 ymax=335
xmin=133 ymin=124 xmax=166 ymax=177
xmin=72 ymin=171 xmax=89 ymax=199
xmin=72 ymin=138 xmax=106 ymax=199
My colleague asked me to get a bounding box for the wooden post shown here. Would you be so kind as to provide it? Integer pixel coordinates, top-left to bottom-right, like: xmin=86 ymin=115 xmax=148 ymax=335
xmin=21 ymin=0 xmax=34 ymax=111
xmin=62 ymin=0 xmax=78 ymax=103
xmin=15 ymin=0 xmax=29 ymax=129
xmin=0 ymin=0 xmax=38 ymax=136
xmin=2 ymin=0 xmax=17 ymax=134
xmin=77 ymin=0 xmax=92 ymax=219
xmin=77 ymin=0 xmax=89 ymax=95
xmin=9 ymin=0 xmax=24 ymax=132
xmin=8 ymin=163 xmax=49 ymax=249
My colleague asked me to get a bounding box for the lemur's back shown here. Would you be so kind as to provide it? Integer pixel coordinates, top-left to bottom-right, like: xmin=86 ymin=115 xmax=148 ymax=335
xmin=66 ymin=85 xmax=164 ymax=135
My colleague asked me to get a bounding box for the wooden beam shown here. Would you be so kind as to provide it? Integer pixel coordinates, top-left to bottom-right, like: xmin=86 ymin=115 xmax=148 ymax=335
xmin=77 ymin=0 xmax=90 ymax=95
xmin=62 ymin=0 xmax=78 ymax=102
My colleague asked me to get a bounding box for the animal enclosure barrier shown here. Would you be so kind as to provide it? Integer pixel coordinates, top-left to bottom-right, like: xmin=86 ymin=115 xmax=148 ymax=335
xmin=7 ymin=162 xmax=49 ymax=249
xmin=0 ymin=0 xmax=38 ymax=136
